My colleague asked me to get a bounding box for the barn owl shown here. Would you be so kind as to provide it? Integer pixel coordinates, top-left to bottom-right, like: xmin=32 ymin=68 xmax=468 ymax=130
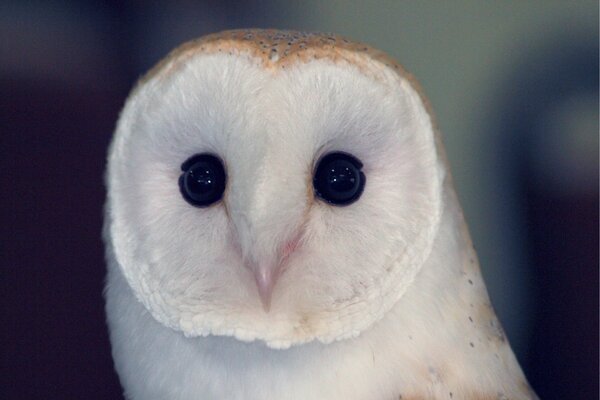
xmin=104 ymin=29 xmax=537 ymax=399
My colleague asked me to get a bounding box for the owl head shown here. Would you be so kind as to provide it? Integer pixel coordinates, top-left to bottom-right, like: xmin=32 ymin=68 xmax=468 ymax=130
xmin=105 ymin=30 xmax=444 ymax=349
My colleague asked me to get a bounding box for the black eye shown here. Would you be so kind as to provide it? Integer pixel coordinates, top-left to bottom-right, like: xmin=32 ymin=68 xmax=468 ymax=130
xmin=313 ymin=152 xmax=365 ymax=206
xmin=179 ymin=154 xmax=226 ymax=207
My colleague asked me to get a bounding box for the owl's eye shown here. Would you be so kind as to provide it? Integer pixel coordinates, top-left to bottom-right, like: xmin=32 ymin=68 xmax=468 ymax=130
xmin=313 ymin=152 xmax=365 ymax=206
xmin=179 ymin=154 xmax=226 ymax=207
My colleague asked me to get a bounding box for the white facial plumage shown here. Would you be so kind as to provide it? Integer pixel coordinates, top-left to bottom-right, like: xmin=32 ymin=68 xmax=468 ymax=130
xmin=105 ymin=30 xmax=536 ymax=399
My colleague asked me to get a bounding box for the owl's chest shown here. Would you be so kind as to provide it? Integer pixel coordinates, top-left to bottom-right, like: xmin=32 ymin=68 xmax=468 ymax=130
xmin=108 ymin=271 xmax=532 ymax=400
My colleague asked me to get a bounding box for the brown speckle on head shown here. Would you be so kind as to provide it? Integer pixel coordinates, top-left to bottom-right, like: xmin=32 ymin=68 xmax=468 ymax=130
xmin=135 ymin=29 xmax=433 ymax=118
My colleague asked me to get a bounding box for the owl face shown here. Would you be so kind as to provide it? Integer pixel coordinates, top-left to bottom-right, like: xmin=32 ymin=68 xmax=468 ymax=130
xmin=107 ymin=30 xmax=443 ymax=348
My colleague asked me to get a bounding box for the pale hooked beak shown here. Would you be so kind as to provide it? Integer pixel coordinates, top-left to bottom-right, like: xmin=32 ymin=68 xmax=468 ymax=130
xmin=254 ymin=265 xmax=277 ymax=312
xmin=250 ymin=234 xmax=301 ymax=312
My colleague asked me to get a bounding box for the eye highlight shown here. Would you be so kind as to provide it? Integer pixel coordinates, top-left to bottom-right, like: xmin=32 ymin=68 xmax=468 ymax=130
xmin=179 ymin=154 xmax=226 ymax=207
xmin=313 ymin=152 xmax=365 ymax=206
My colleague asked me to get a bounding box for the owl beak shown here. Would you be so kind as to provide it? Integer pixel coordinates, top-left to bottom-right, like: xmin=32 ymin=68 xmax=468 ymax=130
xmin=251 ymin=234 xmax=301 ymax=312
xmin=254 ymin=265 xmax=277 ymax=312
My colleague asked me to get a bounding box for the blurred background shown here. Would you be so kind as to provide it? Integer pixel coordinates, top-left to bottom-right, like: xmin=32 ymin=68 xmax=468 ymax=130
xmin=1 ymin=1 xmax=597 ymax=399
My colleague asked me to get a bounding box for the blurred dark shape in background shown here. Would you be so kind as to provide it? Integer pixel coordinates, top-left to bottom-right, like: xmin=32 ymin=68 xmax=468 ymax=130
xmin=1 ymin=2 xmax=597 ymax=399
xmin=497 ymin=38 xmax=598 ymax=399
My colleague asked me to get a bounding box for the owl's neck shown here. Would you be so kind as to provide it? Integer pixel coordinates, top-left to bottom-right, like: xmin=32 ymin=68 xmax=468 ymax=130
xmin=370 ymin=183 xmax=535 ymax=398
